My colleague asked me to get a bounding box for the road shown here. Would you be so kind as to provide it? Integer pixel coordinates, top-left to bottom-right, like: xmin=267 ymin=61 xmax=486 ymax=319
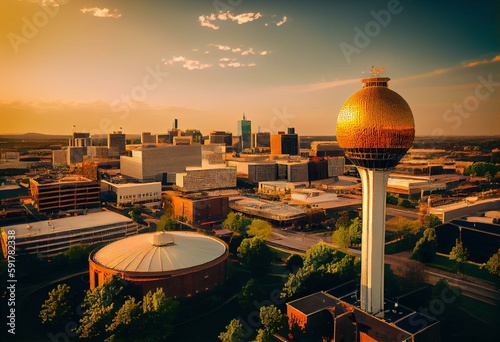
xmin=269 ymin=228 xmax=500 ymax=306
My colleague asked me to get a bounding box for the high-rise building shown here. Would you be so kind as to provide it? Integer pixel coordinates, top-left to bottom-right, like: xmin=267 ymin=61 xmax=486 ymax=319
xmin=270 ymin=128 xmax=299 ymax=156
xmin=336 ymin=77 xmax=415 ymax=315
xmin=108 ymin=131 xmax=126 ymax=155
xmin=237 ymin=113 xmax=252 ymax=150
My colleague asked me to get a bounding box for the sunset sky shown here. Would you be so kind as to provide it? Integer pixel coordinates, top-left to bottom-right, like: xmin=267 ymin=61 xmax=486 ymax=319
xmin=1 ymin=0 xmax=498 ymax=137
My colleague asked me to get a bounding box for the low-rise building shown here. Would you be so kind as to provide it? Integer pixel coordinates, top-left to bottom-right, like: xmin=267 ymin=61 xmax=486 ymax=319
xmin=171 ymin=192 xmax=229 ymax=226
xmin=0 ymin=211 xmax=143 ymax=258
xmin=176 ymin=166 xmax=236 ymax=192
xmin=101 ymin=180 xmax=161 ymax=206
xmin=30 ymin=176 xmax=100 ymax=212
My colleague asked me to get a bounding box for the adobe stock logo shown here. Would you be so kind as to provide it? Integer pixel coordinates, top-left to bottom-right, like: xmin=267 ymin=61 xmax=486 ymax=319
xmin=339 ymin=0 xmax=404 ymax=64
xmin=7 ymin=0 xmax=70 ymax=54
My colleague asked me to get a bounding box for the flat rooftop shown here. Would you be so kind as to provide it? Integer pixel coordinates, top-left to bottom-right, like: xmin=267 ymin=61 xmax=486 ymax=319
xmin=229 ymin=196 xmax=306 ymax=221
xmin=431 ymin=197 xmax=500 ymax=212
xmin=1 ymin=210 xmax=133 ymax=239
xmin=101 ymin=180 xmax=161 ymax=188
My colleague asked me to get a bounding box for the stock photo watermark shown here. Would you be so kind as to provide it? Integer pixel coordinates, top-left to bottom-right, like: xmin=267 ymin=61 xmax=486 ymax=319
xmin=7 ymin=0 xmax=69 ymax=55
xmin=432 ymin=73 xmax=500 ymax=143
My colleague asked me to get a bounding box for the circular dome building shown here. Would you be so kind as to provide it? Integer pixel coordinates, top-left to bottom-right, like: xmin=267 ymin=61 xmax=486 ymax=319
xmin=336 ymin=77 xmax=415 ymax=170
xmin=89 ymin=231 xmax=228 ymax=297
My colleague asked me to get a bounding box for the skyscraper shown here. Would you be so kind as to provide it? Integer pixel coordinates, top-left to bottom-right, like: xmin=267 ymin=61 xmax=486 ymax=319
xmin=237 ymin=113 xmax=252 ymax=150
xmin=336 ymin=77 xmax=415 ymax=315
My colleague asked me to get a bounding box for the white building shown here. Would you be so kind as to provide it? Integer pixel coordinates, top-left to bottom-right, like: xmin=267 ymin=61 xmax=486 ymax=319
xmin=101 ymin=180 xmax=162 ymax=206
xmin=0 ymin=211 xmax=143 ymax=258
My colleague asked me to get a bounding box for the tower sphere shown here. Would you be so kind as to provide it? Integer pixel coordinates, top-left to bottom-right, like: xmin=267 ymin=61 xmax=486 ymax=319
xmin=336 ymin=77 xmax=415 ymax=169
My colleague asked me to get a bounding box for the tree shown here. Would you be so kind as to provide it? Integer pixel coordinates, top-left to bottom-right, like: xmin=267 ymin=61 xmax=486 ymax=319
xmin=218 ymin=318 xmax=248 ymax=342
xmin=332 ymin=217 xmax=361 ymax=248
xmin=285 ymin=254 xmax=304 ymax=273
xmin=483 ymin=248 xmax=500 ymax=277
xmin=335 ymin=211 xmax=350 ymax=230
xmin=105 ymin=296 xmax=142 ymax=339
xmin=259 ymin=305 xmax=286 ymax=338
xmin=449 ymin=239 xmax=469 ymax=274
xmin=239 ymin=279 xmax=265 ymax=312
xmin=139 ymin=288 xmax=179 ymax=340
xmin=223 ymin=212 xmax=251 ymax=236
xmin=386 ymin=193 xmax=398 ymax=205
xmin=237 ymin=237 xmax=273 ymax=274
xmin=347 ymin=217 xmax=362 ymax=246
xmin=64 ymin=244 xmax=91 ymax=268
xmin=411 ymin=227 xmax=438 ymax=263
xmin=427 ymin=214 xmax=442 ymax=228
xmin=156 ymin=215 xmax=180 ymax=231
xmin=77 ymin=276 xmax=140 ymax=339
xmin=332 ymin=226 xmax=350 ymax=248
xmin=247 ymin=219 xmax=272 ymax=240
xmin=39 ymin=284 xmax=73 ymax=325
xmin=128 ymin=208 xmax=142 ymax=222
xmin=398 ymin=198 xmax=415 ymax=208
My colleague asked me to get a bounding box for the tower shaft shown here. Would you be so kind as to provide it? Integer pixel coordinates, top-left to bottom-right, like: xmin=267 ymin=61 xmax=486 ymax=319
xmin=358 ymin=167 xmax=389 ymax=315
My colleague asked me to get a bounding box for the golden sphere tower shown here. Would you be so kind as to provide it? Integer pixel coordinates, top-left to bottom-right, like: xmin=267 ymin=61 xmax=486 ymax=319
xmin=336 ymin=76 xmax=415 ymax=315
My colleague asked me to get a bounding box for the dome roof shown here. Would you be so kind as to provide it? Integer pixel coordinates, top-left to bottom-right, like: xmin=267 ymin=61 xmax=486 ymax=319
xmin=92 ymin=231 xmax=227 ymax=273
xmin=336 ymin=78 xmax=415 ymax=169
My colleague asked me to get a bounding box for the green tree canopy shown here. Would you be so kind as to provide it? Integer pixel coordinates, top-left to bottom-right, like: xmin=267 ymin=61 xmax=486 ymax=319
xmin=39 ymin=284 xmax=73 ymax=325
xmin=449 ymin=239 xmax=469 ymax=273
xmin=237 ymin=237 xmax=273 ymax=274
xmin=156 ymin=215 xmax=180 ymax=231
xmin=464 ymin=162 xmax=500 ymax=177
xmin=77 ymin=276 xmax=140 ymax=339
xmin=258 ymin=305 xmax=286 ymax=340
xmin=427 ymin=214 xmax=442 ymax=229
xmin=223 ymin=212 xmax=251 ymax=236
xmin=411 ymin=227 xmax=438 ymax=263
xmin=247 ymin=219 xmax=272 ymax=240
xmin=484 ymin=248 xmax=500 ymax=277
xmin=332 ymin=217 xmax=361 ymax=248
xmin=218 ymin=318 xmax=248 ymax=342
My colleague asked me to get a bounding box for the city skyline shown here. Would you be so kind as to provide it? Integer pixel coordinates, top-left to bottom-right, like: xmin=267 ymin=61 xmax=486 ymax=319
xmin=1 ymin=0 xmax=499 ymax=136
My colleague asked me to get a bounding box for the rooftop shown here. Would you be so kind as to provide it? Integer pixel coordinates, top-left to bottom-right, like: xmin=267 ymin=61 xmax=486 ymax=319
xmin=1 ymin=210 xmax=132 ymax=239
xmin=92 ymin=231 xmax=227 ymax=273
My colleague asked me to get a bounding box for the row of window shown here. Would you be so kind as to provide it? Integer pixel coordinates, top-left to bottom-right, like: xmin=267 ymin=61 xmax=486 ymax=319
xmin=119 ymin=192 xmax=160 ymax=200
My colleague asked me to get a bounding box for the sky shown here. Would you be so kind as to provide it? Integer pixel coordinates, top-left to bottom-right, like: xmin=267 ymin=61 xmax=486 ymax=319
xmin=0 ymin=0 xmax=499 ymax=137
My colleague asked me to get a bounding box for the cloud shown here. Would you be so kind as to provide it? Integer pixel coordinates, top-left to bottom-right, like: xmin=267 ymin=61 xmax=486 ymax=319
xmin=199 ymin=13 xmax=219 ymax=30
xmin=217 ymin=58 xmax=256 ymax=68
xmin=199 ymin=11 xmax=263 ymax=29
xmin=399 ymin=55 xmax=500 ymax=82
xmin=163 ymin=56 xmax=212 ymax=70
xmin=208 ymin=43 xmax=270 ymax=56
xmin=276 ymin=16 xmax=288 ymax=26
xmin=80 ymin=7 xmax=122 ymax=18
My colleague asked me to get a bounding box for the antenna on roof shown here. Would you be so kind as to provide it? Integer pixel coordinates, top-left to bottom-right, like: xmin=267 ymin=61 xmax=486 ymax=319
xmin=371 ymin=65 xmax=385 ymax=77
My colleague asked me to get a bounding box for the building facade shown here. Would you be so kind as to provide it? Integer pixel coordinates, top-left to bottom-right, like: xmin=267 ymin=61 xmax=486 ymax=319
xmin=171 ymin=193 xmax=229 ymax=226
xmin=89 ymin=231 xmax=229 ymax=297
xmin=176 ymin=167 xmax=236 ymax=192
xmin=30 ymin=176 xmax=100 ymax=212
xmin=101 ymin=181 xmax=162 ymax=206
xmin=0 ymin=211 xmax=142 ymax=258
